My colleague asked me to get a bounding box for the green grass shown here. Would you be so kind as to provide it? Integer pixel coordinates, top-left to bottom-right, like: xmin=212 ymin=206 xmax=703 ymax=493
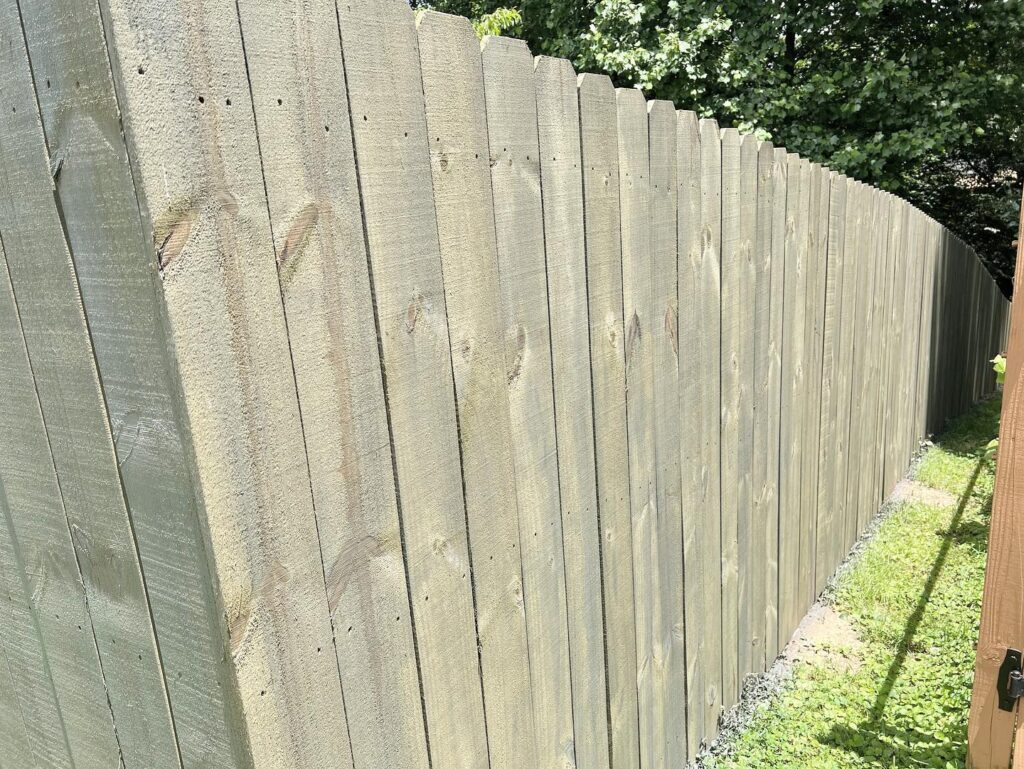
xmin=704 ymin=396 xmax=1001 ymax=769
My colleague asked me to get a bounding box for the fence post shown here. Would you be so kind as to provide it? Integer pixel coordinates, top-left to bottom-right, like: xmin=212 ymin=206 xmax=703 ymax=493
xmin=967 ymin=188 xmax=1024 ymax=769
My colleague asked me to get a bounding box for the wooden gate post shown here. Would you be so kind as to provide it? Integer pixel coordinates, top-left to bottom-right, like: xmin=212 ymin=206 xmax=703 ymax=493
xmin=968 ymin=188 xmax=1024 ymax=769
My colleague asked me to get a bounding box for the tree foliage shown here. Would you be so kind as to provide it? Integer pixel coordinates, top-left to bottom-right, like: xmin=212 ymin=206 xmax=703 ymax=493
xmin=420 ymin=0 xmax=1024 ymax=294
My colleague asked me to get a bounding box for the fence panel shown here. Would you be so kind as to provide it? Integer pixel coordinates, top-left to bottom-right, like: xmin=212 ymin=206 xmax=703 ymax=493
xmin=0 ymin=6 xmax=1011 ymax=768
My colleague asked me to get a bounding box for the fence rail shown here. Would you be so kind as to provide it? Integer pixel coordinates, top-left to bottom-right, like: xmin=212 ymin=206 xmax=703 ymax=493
xmin=0 ymin=1 xmax=1008 ymax=768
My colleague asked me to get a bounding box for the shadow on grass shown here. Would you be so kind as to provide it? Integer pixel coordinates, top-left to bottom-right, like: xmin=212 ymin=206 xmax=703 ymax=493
xmin=818 ymin=449 xmax=989 ymax=766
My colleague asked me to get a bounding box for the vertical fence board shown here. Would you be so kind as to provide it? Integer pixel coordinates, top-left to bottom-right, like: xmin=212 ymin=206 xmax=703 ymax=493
xmin=536 ymin=54 xmax=610 ymax=769
xmin=618 ymin=86 xmax=657 ymax=768
xmin=579 ymin=71 xmax=640 ymax=769
xmin=779 ymin=155 xmax=808 ymax=642
xmin=844 ymin=183 xmax=869 ymax=549
xmin=736 ymin=134 xmax=758 ymax=685
xmin=719 ymin=127 xmax=742 ymax=708
xmin=676 ymin=109 xmax=706 ymax=759
xmin=883 ymin=196 xmax=908 ymax=496
xmin=816 ymin=171 xmax=844 ymax=594
xmin=418 ymin=15 xmax=538 ymax=769
xmin=649 ymin=98 xmax=687 ymax=766
xmin=698 ymin=117 xmax=724 ymax=736
xmin=750 ymin=140 xmax=775 ymax=676
xmin=799 ymin=163 xmax=824 ymax=609
xmin=766 ymin=147 xmax=788 ymax=662
xmin=480 ymin=36 xmax=576 ymax=769
xmin=337 ymin=3 xmax=491 ymax=766
xmin=863 ymin=190 xmax=888 ymax=527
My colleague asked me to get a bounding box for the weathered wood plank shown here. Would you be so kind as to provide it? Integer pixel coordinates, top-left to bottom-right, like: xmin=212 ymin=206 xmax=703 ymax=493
xmin=821 ymin=174 xmax=849 ymax=584
xmin=765 ymin=147 xmax=788 ymax=663
xmin=798 ymin=163 xmax=824 ymax=612
xmin=480 ymin=36 xmax=576 ymax=769
xmin=418 ymin=16 xmax=537 ymax=769
xmin=736 ymin=133 xmax=758 ymax=684
xmin=868 ymin=191 xmax=892 ymax=519
xmin=235 ymin=0 xmax=432 ymax=764
xmin=750 ymin=141 xmax=774 ymax=677
xmin=649 ymin=98 xmax=686 ymax=766
xmin=844 ymin=182 xmax=869 ymax=550
xmin=718 ymin=127 xmax=741 ymax=709
xmin=882 ymin=195 xmax=908 ymax=497
xmin=0 ymin=416 xmax=74 ymax=769
xmin=617 ymin=86 xmax=657 ymax=768
xmin=336 ymin=3 xmax=490 ymax=766
xmin=579 ymin=71 xmax=638 ymax=769
xmin=535 ymin=54 xmax=610 ymax=769
xmin=0 ymin=622 xmax=34 ymax=769
xmin=0 ymin=8 xmax=185 ymax=766
xmin=814 ymin=171 xmax=840 ymax=595
xmin=676 ymin=108 xmax=706 ymax=758
xmin=918 ymin=215 xmax=933 ymax=442
xmin=909 ymin=207 xmax=933 ymax=466
xmin=778 ymin=154 xmax=808 ymax=642
xmin=0 ymin=236 xmax=120 ymax=768
xmin=698 ymin=116 xmax=724 ymax=738
xmin=857 ymin=188 xmax=885 ymax=532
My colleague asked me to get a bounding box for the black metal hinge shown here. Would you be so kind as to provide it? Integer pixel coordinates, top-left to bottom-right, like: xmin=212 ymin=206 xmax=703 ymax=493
xmin=997 ymin=648 xmax=1024 ymax=711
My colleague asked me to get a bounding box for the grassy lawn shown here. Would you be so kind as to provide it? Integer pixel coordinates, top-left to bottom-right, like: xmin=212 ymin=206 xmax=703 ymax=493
xmin=704 ymin=396 xmax=1001 ymax=769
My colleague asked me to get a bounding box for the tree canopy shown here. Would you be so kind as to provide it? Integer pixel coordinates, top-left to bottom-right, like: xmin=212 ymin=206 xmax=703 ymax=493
xmin=420 ymin=0 xmax=1024 ymax=295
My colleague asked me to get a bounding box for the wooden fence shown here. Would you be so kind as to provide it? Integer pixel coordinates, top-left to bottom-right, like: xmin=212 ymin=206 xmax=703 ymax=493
xmin=0 ymin=1 xmax=1008 ymax=768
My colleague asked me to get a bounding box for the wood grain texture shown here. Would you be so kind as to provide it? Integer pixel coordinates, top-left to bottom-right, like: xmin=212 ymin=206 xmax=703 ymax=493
xmin=20 ymin=0 xmax=258 ymax=763
xmin=735 ymin=133 xmax=758 ymax=685
xmin=535 ymin=54 xmax=610 ymax=769
xmin=822 ymin=175 xmax=849 ymax=584
xmin=967 ymin=189 xmax=1024 ymax=769
xmin=0 ymin=267 xmax=75 ymax=768
xmin=617 ymin=86 xmax=657 ymax=769
xmin=843 ymin=183 xmax=869 ymax=552
xmin=676 ymin=109 xmax=706 ymax=759
xmin=697 ymin=117 xmax=724 ymax=739
xmin=857 ymin=188 xmax=885 ymax=533
xmin=418 ymin=16 xmax=537 ymax=769
xmin=480 ymin=35 xmax=576 ymax=769
xmin=778 ymin=154 xmax=808 ymax=644
xmin=765 ymin=147 xmax=788 ymax=663
xmin=236 ymin=0 xmax=431 ymax=765
xmin=798 ymin=163 xmax=824 ymax=612
xmin=103 ymin=0 xmax=365 ymax=760
xmin=0 ymin=618 xmax=34 ymax=769
xmin=718 ymin=127 xmax=741 ymax=709
xmin=750 ymin=141 xmax=774 ymax=677
xmin=337 ymin=3 xmax=490 ymax=767
xmin=579 ymin=72 xmax=639 ymax=769
xmin=648 ymin=98 xmax=686 ymax=767
xmin=882 ymin=195 xmax=908 ymax=497
xmin=0 ymin=7 xmax=184 ymax=767
xmin=0 ymin=239 xmax=120 ymax=769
